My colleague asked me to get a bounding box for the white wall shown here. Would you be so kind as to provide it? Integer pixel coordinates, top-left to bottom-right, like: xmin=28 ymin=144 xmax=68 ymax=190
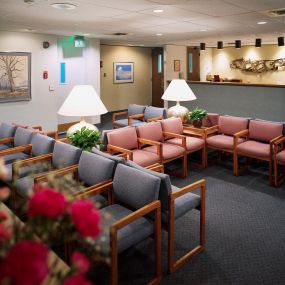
xmin=0 ymin=31 xmax=58 ymax=131
xmin=200 ymin=48 xmax=213 ymax=81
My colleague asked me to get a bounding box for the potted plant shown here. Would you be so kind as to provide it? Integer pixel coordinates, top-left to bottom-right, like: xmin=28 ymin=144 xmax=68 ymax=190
xmin=68 ymin=127 xmax=102 ymax=151
xmin=187 ymin=107 xmax=208 ymax=128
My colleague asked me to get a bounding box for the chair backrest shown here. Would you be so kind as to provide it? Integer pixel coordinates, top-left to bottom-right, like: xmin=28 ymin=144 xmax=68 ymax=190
xmin=107 ymin=127 xmax=138 ymax=150
xmin=14 ymin=128 xmax=35 ymax=147
xmin=218 ymin=115 xmax=249 ymax=136
xmin=31 ymin=134 xmax=55 ymax=157
xmin=160 ymin=117 xmax=183 ymax=134
xmin=113 ymin=163 xmax=160 ymax=210
xmin=91 ymin=147 xmax=126 ymax=167
xmin=126 ymin=160 xmax=172 ymax=211
xmin=78 ymin=151 xmax=116 ymax=186
xmin=52 ymin=141 xmax=82 ymax=168
xmin=101 ymin=127 xmax=130 ymax=151
xmin=128 ymin=104 xmax=147 ymax=116
xmin=136 ymin=122 xmax=164 ymax=142
xmin=0 ymin=123 xmax=17 ymax=139
xmin=202 ymin=113 xmax=219 ymax=127
xmin=249 ymin=120 xmax=283 ymax=143
xmin=144 ymin=106 xmax=167 ymax=121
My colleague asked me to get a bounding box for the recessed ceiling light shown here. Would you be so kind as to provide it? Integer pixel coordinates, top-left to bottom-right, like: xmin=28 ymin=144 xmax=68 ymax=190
xmin=153 ymin=9 xmax=163 ymax=13
xmin=24 ymin=28 xmax=36 ymax=32
xmin=82 ymin=33 xmax=90 ymax=36
xmin=24 ymin=0 xmax=35 ymax=5
xmin=257 ymin=21 xmax=267 ymax=25
xmin=156 ymin=33 xmax=163 ymax=36
xmin=51 ymin=3 xmax=77 ymax=10
xmin=200 ymin=29 xmax=207 ymax=32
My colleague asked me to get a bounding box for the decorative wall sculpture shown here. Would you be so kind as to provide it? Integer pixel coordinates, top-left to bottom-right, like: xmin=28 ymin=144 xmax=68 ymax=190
xmin=230 ymin=58 xmax=285 ymax=73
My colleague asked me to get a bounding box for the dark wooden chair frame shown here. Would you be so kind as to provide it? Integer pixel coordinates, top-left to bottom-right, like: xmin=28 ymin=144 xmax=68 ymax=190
xmin=273 ymin=136 xmax=285 ymax=187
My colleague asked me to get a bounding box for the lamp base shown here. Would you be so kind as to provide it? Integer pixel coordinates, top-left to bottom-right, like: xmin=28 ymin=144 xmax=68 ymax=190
xmin=167 ymin=103 xmax=189 ymax=123
xmin=67 ymin=120 xmax=98 ymax=137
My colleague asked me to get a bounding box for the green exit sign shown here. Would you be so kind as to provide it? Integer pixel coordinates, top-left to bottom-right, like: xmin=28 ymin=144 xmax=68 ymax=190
xmin=74 ymin=36 xmax=85 ymax=48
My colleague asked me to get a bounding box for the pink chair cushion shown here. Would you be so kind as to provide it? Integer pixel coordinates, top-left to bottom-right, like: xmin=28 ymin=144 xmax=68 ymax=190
xmin=218 ymin=116 xmax=249 ymax=136
xmin=249 ymin=120 xmax=283 ymax=143
xmin=107 ymin=127 xmax=138 ymax=150
xmin=207 ymin=134 xmax=245 ymax=150
xmin=136 ymin=122 xmax=164 ymax=142
xmin=202 ymin=113 xmax=219 ymax=127
xmin=132 ymin=149 xmax=160 ymax=167
xmin=144 ymin=143 xmax=185 ymax=160
xmin=160 ymin=117 xmax=183 ymax=134
xmin=237 ymin=140 xmax=270 ymax=159
xmin=276 ymin=150 xmax=285 ymax=164
xmin=168 ymin=136 xmax=204 ymax=152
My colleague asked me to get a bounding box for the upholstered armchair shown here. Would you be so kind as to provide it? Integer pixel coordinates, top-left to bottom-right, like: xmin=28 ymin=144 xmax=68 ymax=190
xmin=160 ymin=117 xmax=206 ymax=168
xmin=0 ymin=123 xmax=17 ymax=151
xmin=107 ymin=127 xmax=161 ymax=168
xmin=136 ymin=122 xmax=188 ymax=178
xmin=82 ymin=163 xmax=162 ymax=285
xmin=234 ymin=120 xmax=283 ymax=184
xmin=126 ymin=160 xmax=206 ymax=273
xmin=205 ymin=115 xmax=249 ymax=172
xmin=202 ymin=113 xmax=219 ymax=127
xmin=273 ymin=136 xmax=285 ymax=187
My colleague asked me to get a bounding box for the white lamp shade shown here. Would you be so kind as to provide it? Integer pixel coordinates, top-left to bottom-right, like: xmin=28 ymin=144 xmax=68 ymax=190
xmin=161 ymin=79 xmax=197 ymax=102
xmin=58 ymin=85 xmax=108 ymax=117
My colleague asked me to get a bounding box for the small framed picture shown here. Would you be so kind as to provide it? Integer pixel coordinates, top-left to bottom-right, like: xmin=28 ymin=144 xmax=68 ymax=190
xmin=113 ymin=62 xmax=134 ymax=83
xmin=174 ymin=60 xmax=180 ymax=72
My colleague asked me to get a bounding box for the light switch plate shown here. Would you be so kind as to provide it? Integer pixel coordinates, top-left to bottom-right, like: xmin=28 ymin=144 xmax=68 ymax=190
xmin=49 ymin=85 xmax=55 ymax=91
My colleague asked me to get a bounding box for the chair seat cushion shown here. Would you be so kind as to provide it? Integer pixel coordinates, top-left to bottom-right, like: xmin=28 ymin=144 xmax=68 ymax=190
xmin=161 ymin=185 xmax=201 ymax=224
xmin=113 ymin=119 xmax=144 ymax=127
xmin=237 ymin=140 xmax=270 ymax=159
xmin=207 ymin=135 xmax=244 ymax=150
xmin=98 ymin=204 xmax=154 ymax=254
xmin=0 ymin=144 xmax=9 ymax=151
xmin=276 ymin=150 xmax=285 ymax=164
xmin=167 ymin=136 xmax=204 ymax=153
xmin=144 ymin=143 xmax=185 ymax=160
xmin=88 ymin=194 xmax=108 ymax=209
xmin=3 ymin=152 xmax=30 ymax=165
xmin=132 ymin=149 xmax=160 ymax=167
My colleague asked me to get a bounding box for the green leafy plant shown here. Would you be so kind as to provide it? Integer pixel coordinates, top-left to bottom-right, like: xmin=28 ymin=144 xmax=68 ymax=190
xmin=68 ymin=127 xmax=102 ymax=152
xmin=187 ymin=107 xmax=208 ymax=127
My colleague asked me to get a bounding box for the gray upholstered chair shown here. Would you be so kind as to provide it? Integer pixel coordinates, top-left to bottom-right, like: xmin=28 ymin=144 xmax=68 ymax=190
xmin=126 ymin=160 xmax=206 ymax=273
xmin=91 ymin=147 xmax=126 ymax=167
xmin=0 ymin=127 xmax=36 ymax=165
xmin=86 ymin=163 xmax=162 ymax=285
xmin=0 ymin=123 xmax=17 ymax=151
xmin=14 ymin=141 xmax=81 ymax=199
xmin=144 ymin=106 xmax=167 ymax=122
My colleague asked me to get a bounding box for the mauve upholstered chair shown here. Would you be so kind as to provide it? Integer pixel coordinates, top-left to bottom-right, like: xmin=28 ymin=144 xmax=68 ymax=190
xmin=234 ymin=120 xmax=283 ymax=184
xmin=202 ymin=113 xmax=219 ymax=127
xmin=86 ymin=163 xmax=162 ymax=285
xmin=107 ymin=126 xmax=161 ymax=168
xmin=136 ymin=121 xmax=188 ymax=178
xmin=205 ymin=115 xmax=249 ymax=173
xmin=160 ymin=117 xmax=206 ymax=167
xmin=126 ymin=160 xmax=206 ymax=273
xmin=273 ymin=136 xmax=285 ymax=187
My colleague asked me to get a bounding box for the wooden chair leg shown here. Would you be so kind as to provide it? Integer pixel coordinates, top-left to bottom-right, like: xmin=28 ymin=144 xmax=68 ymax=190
xmin=274 ymin=159 xmax=278 ymax=187
xmin=269 ymin=159 xmax=273 ymax=186
xmin=110 ymin=233 xmax=118 ymax=285
xmin=233 ymin=151 xmax=238 ymax=176
xmin=182 ymin=155 xmax=187 ymax=178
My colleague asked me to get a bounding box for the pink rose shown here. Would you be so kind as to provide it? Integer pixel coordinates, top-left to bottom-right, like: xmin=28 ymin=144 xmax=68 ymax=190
xmin=70 ymin=200 xmax=101 ymax=238
xmin=0 ymin=223 xmax=11 ymax=243
xmin=28 ymin=187 xmax=66 ymax=218
xmin=71 ymin=251 xmax=90 ymax=273
xmin=0 ymin=240 xmax=49 ymax=285
xmin=63 ymin=274 xmax=92 ymax=285
xmin=0 ymin=211 xmax=8 ymax=222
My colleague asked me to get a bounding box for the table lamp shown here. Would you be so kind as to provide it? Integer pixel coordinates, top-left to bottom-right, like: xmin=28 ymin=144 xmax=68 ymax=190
xmin=161 ymin=79 xmax=196 ymax=123
xmin=58 ymin=85 xmax=108 ymax=136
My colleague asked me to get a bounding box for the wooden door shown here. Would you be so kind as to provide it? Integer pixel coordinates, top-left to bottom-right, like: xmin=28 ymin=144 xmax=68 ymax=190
xmin=152 ymin=47 xmax=164 ymax=107
xmin=187 ymin=47 xmax=200 ymax=81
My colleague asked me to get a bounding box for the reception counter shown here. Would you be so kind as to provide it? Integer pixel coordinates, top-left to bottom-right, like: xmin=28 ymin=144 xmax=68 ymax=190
xmin=168 ymin=81 xmax=285 ymax=122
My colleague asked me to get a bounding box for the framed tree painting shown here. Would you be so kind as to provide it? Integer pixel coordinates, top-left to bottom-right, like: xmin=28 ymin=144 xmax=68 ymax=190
xmin=113 ymin=62 xmax=134 ymax=83
xmin=0 ymin=52 xmax=31 ymax=103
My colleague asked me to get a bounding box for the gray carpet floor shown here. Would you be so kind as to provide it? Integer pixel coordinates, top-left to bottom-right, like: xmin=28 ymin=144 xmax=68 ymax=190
xmin=91 ymin=113 xmax=285 ymax=285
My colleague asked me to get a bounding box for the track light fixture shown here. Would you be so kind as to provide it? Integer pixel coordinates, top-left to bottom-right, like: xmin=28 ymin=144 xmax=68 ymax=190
xmin=217 ymin=41 xmax=223 ymax=49
xmin=235 ymin=40 xmax=241 ymax=49
xmin=255 ymin=38 xmax=262 ymax=48
xmin=278 ymin=36 xmax=284 ymax=46
xmin=200 ymin=43 xmax=206 ymax=51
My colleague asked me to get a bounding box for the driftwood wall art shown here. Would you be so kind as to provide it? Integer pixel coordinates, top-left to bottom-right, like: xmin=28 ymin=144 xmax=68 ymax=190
xmin=230 ymin=58 xmax=285 ymax=73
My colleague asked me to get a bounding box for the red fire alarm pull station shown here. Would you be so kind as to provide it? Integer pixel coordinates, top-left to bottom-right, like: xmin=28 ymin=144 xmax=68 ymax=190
xmin=43 ymin=71 xmax=48 ymax=79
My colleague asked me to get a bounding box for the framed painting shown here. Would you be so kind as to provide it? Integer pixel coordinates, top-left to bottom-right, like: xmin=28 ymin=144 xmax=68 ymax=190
xmin=0 ymin=52 xmax=31 ymax=103
xmin=113 ymin=62 xmax=134 ymax=83
xmin=174 ymin=59 xmax=180 ymax=72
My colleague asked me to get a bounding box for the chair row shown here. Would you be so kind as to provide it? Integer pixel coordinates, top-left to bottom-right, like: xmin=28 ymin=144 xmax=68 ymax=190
xmin=112 ymin=104 xmax=167 ymax=129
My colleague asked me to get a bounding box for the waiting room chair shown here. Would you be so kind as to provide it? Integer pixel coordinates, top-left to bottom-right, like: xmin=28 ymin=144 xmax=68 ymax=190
xmin=234 ymin=120 xmax=283 ymax=184
xmin=0 ymin=123 xmax=17 ymax=151
xmin=273 ymin=136 xmax=285 ymax=187
xmin=126 ymin=160 xmax=206 ymax=273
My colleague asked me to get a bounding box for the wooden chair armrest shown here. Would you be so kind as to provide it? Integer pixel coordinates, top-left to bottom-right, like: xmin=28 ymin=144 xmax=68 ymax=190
xmin=0 ymin=137 xmax=14 ymax=145
xmin=146 ymin=116 xmax=163 ymax=122
xmin=163 ymin=132 xmax=186 ymax=149
xmin=0 ymin=144 xmax=32 ymax=157
xmin=107 ymin=144 xmax=133 ymax=160
xmin=233 ymin=129 xmax=249 ymax=138
xmin=56 ymin=137 xmax=69 ymax=143
xmin=112 ymin=111 xmax=128 ymax=122
xmin=138 ymin=138 xmax=162 ymax=161
xmin=128 ymin=113 xmax=144 ymax=125
xmin=146 ymin=163 xmax=164 ymax=173
xmin=183 ymin=127 xmax=205 ymax=138
xmin=270 ymin=135 xmax=284 ymax=145
xmin=204 ymin=125 xmax=219 ymax=136
xmin=273 ymin=136 xmax=285 ymax=146
xmin=45 ymin=130 xmax=58 ymax=140
xmin=32 ymin=125 xmax=43 ymax=131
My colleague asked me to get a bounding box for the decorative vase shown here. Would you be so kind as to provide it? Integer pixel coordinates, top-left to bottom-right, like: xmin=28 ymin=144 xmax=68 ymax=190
xmin=193 ymin=120 xmax=202 ymax=128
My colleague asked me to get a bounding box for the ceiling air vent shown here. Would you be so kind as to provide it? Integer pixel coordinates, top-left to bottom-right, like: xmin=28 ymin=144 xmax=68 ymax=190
xmin=261 ymin=8 xmax=285 ymax=17
xmin=113 ymin=32 xmax=128 ymax=36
